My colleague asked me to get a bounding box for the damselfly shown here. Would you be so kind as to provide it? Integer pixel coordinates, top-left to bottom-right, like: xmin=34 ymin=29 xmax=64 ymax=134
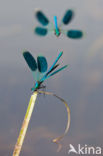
xmin=34 ymin=9 xmax=83 ymax=39
xmin=23 ymin=51 xmax=68 ymax=91
xmin=23 ymin=51 xmax=70 ymax=151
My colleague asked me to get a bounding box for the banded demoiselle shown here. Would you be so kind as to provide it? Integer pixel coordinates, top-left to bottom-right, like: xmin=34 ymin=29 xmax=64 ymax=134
xmin=23 ymin=51 xmax=70 ymax=152
xmin=13 ymin=51 xmax=70 ymax=155
xmin=34 ymin=9 xmax=83 ymax=39
xmin=23 ymin=51 xmax=68 ymax=91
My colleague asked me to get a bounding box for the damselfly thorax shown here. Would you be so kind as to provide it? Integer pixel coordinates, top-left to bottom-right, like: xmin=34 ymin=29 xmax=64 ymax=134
xmin=31 ymin=81 xmax=46 ymax=91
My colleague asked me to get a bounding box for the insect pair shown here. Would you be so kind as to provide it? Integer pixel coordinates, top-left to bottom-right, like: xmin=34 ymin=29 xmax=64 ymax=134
xmin=34 ymin=9 xmax=83 ymax=39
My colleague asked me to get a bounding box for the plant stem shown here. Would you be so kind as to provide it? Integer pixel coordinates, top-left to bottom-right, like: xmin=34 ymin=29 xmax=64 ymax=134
xmin=12 ymin=91 xmax=38 ymax=156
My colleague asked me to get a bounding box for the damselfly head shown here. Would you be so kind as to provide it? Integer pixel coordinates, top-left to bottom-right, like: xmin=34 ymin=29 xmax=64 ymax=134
xmin=31 ymin=82 xmax=39 ymax=91
xmin=55 ymin=29 xmax=61 ymax=37
xmin=31 ymin=81 xmax=46 ymax=92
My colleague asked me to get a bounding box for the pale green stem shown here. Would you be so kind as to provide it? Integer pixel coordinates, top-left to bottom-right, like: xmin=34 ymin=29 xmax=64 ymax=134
xmin=12 ymin=91 xmax=38 ymax=156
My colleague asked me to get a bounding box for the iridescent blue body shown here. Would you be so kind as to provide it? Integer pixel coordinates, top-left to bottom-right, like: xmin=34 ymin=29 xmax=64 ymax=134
xmin=23 ymin=51 xmax=68 ymax=92
xmin=54 ymin=16 xmax=60 ymax=37
xmin=34 ymin=9 xmax=83 ymax=39
xmin=31 ymin=81 xmax=42 ymax=91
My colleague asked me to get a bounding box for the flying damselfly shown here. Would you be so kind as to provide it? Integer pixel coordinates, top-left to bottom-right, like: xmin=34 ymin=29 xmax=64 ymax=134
xmin=34 ymin=9 xmax=83 ymax=39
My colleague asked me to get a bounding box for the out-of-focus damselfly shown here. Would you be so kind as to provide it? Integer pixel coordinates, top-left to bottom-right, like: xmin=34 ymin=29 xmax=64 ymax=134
xmin=34 ymin=9 xmax=83 ymax=39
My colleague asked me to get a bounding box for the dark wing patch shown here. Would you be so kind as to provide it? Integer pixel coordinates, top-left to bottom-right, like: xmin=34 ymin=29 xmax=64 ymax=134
xmin=37 ymin=56 xmax=48 ymax=73
xmin=23 ymin=51 xmax=37 ymax=71
xmin=67 ymin=30 xmax=83 ymax=39
xmin=35 ymin=10 xmax=49 ymax=26
xmin=35 ymin=27 xmax=48 ymax=36
xmin=62 ymin=10 xmax=74 ymax=25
